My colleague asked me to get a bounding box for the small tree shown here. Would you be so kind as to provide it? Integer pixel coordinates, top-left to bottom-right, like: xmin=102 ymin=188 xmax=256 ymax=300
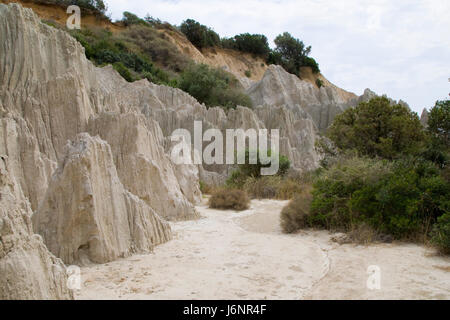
xmin=428 ymin=100 xmax=450 ymax=148
xmin=180 ymin=19 xmax=220 ymax=49
xmin=327 ymin=97 xmax=426 ymax=160
xmin=232 ymin=33 xmax=271 ymax=57
xmin=273 ymin=32 xmax=311 ymax=75
xmin=121 ymin=12 xmax=146 ymax=26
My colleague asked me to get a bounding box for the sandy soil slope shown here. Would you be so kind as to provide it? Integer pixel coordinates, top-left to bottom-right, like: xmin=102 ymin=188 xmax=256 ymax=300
xmin=76 ymin=199 xmax=450 ymax=300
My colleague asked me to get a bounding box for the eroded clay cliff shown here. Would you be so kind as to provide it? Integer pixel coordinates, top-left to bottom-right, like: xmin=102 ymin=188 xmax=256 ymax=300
xmin=0 ymin=153 xmax=73 ymax=300
xmin=33 ymin=134 xmax=172 ymax=265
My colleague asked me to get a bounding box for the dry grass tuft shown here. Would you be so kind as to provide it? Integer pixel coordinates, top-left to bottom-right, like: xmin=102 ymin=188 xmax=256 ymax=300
xmin=208 ymin=188 xmax=250 ymax=211
xmin=280 ymin=192 xmax=312 ymax=233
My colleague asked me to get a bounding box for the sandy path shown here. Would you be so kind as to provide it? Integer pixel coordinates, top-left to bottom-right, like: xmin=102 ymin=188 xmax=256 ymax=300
xmin=76 ymin=199 xmax=450 ymax=300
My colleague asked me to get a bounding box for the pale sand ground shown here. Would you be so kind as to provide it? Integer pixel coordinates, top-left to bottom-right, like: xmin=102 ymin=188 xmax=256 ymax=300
xmin=76 ymin=199 xmax=450 ymax=300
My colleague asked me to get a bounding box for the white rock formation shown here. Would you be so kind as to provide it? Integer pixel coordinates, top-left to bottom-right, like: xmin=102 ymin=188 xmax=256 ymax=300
xmin=33 ymin=134 xmax=172 ymax=265
xmin=87 ymin=112 xmax=200 ymax=220
xmin=0 ymin=154 xmax=73 ymax=300
xmin=0 ymin=3 xmax=199 ymax=220
xmin=247 ymin=65 xmax=359 ymax=132
xmin=0 ymin=3 xmax=196 ymax=294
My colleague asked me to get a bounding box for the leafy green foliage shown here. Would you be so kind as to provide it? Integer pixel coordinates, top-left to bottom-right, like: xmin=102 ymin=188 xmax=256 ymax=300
xmin=226 ymin=149 xmax=291 ymax=188
xmin=221 ymin=33 xmax=271 ymax=57
xmin=112 ymin=62 xmax=134 ymax=82
xmin=309 ymin=156 xmax=449 ymax=239
xmin=120 ymin=25 xmax=190 ymax=73
xmin=36 ymin=0 xmax=107 ymax=16
xmin=428 ymin=100 xmax=450 ymax=148
xmin=178 ymin=64 xmax=252 ymax=109
xmin=120 ymin=12 xmax=148 ymax=26
xmin=179 ymin=19 xmax=220 ymax=49
xmin=431 ymin=211 xmax=450 ymax=253
xmin=303 ymin=56 xmax=320 ymax=74
xmin=316 ymin=78 xmax=324 ymax=88
xmin=69 ymin=27 xmax=176 ymax=85
xmin=306 ymin=96 xmax=450 ymax=251
xmin=422 ymin=100 xmax=450 ymax=168
xmin=271 ymin=32 xmax=320 ymax=75
xmin=327 ymin=97 xmax=426 ymax=160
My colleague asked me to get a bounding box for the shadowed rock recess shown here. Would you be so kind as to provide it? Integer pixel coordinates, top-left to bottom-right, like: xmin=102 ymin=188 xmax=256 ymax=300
xmin=0 ymin=3 xmax=393 ymax=299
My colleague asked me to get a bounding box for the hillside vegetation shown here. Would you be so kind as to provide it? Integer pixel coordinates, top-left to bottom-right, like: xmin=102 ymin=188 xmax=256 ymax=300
xmin=22 ymin=0 xmax=324 ymax=109
xmin=282 ymin=98 xmax=450 ymax=253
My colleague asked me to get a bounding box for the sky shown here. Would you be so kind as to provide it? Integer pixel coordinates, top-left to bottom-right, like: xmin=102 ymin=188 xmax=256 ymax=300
xmin=104 ymin=0 xmax=450 ymax=114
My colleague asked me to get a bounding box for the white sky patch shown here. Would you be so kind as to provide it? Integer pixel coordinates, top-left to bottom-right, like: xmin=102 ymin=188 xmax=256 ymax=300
xmin=105 ymin=0 xmax=450 ymax=113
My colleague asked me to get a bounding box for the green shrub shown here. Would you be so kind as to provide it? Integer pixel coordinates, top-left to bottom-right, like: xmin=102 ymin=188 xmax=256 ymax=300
xmin=234 ymin=149 xmax=290 ymax=179
xmin=270 ymin=32 xmax=320 ymax=77
xmin=208 ymin=189 xmax=250 ymax=211
xmin=226 ymin=169 xmax=247 ymax=189
xmin=316 ymin=79 xmax=324 ymax=88
xmin=222 ymin=33 xmax=271 ymax=57
xmin=120 ymin=12 xmax=148 ymax=27
xmin=121 ymin=25 xmax=190 ymax=73
xmin=42 ymin=19 xmax=60 ymax=29
xmin=113 ymin=62 xmax=134 ymax=82
xmin=180 ymin=19 xmax=220 ymax=49
xmin=226 ymin=150 xmax=291 ymax=194
xmin=35 ymin=0 xmax=108 ymax=17
xmin=304 ymin=56 xmax=320 ymax=74
xmin=69 ymin=27 xmax=177 ymax=85
xmin=309 ymin=156 xmax=449 ymax=239
xmin=178 ymin=63 xmax=252 ymax=109
xmin=428 ymin=100 xmax=450 ymax=148
xmin=280 ymin=192 xmax=312 ymax=233
xmin=431 ymin=212 xmax=450 ymax=254
xmin=327 ymin=97 xmax=426 ymax=160
xmin=245 ymin=70 xmax=251 ymax=78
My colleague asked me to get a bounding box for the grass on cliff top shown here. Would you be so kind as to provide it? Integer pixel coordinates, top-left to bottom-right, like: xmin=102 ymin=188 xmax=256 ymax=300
xmin=66 ymin=21 xmax=252 ymax=109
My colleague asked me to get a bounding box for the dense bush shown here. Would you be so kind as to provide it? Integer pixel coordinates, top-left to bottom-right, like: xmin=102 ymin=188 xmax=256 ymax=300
xmin=431 ymin=212 xmax=450 ymax=253
xmin=270 ymin=32 xmax=320 ymax=76
xmin=120 ymin=25 xmax=190 ymax=73
xmin=239 ymin=149 xmax=290 ymax=179
xmin=309 ymin=156 xmax=449 ymax=239
xmin=221 ymin=33 xmax=271 ymax=57
xmin=112 ymin=61 xmax=134 ymax=82
xmin=180 ymin=19 xmax=221 ymax=49
xmin=69 ymin=27 xmax=177 ymax=85
xmin=120 ymin=12 xmax=148 ymax=27
xmin=178 ymin=63 xmax=252 ymax=109
xmin=428 ymin=100 xmax=450 ymax=148
xmin=316 ymin=79 xmax=324 ymax=88
xmin=303 ymin=56 xmax=320 ymax=74
xmin=280 ymin=192 xmax=313 ymax=233
xmin=208 ymin=189 xmax=250 ymax=211
xmin=327 ymin=97 xmax=426 ymax=160
xmin=226 ymin=150 xmax=291 ymax=188
xmin=32 ymin=0 xmax=107 ymax=16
